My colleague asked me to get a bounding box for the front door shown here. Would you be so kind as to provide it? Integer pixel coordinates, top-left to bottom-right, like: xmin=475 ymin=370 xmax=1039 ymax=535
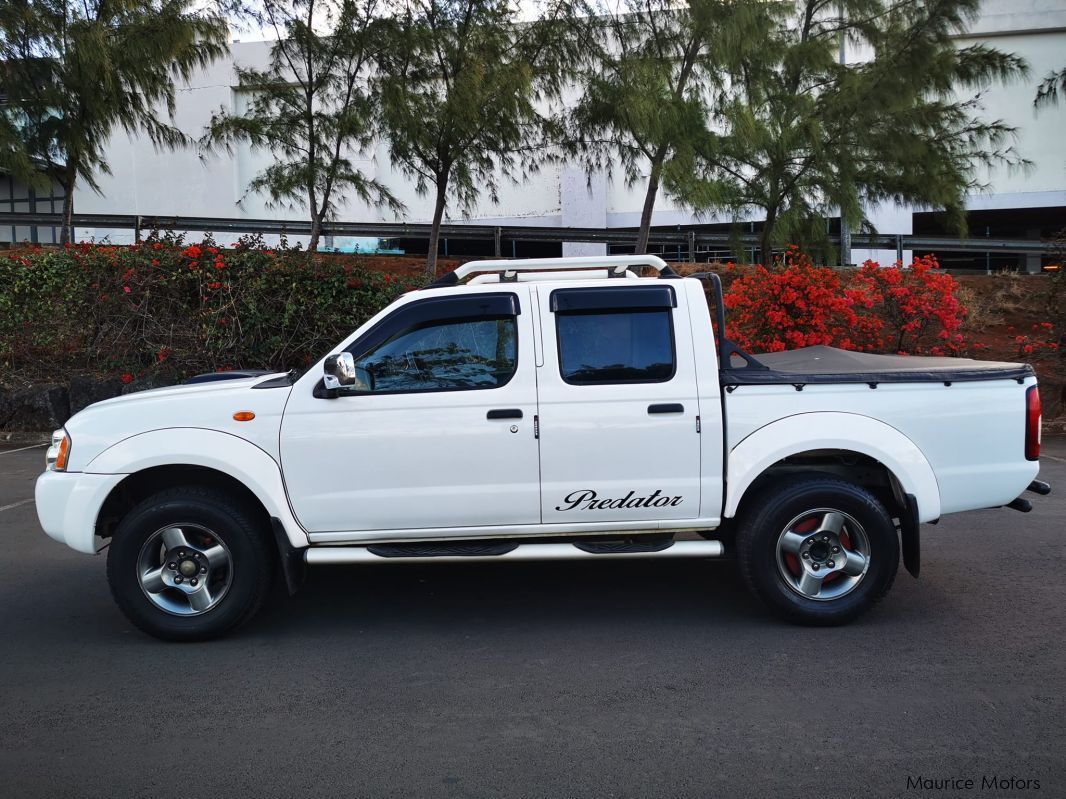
xmin=280 ymin=288 xmax=541 ymax=534
xmin=534 ymin=283 xmax=702 ymax=524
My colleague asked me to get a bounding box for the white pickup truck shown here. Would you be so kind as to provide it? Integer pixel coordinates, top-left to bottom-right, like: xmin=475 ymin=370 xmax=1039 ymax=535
xmin=36 ymin=255 xmax=1049 ymax=640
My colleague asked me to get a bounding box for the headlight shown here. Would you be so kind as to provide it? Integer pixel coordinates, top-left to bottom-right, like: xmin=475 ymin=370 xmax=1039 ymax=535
xmin=46 ymin=429 xmax=71 ymax=471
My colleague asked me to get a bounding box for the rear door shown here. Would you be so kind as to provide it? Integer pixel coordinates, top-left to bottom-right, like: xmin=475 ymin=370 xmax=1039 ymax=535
xmin=534 ymin=283 xmax=702 ymax=524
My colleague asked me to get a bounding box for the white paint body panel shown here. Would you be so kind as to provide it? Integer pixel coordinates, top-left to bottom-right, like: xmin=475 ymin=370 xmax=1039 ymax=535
xmin=36 ymin=471 xmax=126 ymax=554
xmin=723 ymin=378 xmax=1040 ymax=520
xmin=33 ymin=266 xmax=1042 ymax=559
xmin=725 ymin=412 xmax=942 ymax=522
xmin=533 ymin=280 xmax=703 ymax=524
xmin=85 ymin=428 xmax=308 ymax=549
xmin=62 ymin=375 xmax=291 ymax=470
xmin=280 ymin=285 xmax=542 ymax=532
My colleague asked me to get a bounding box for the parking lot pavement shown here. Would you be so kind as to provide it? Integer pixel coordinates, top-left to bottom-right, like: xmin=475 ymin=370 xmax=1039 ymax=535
xmin=1 ymin=441 xmax=1064 ymax=799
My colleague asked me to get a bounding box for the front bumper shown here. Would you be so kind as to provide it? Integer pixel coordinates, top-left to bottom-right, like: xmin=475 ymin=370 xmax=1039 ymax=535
xmin=35 ymin=471 xmax=126 ymax=554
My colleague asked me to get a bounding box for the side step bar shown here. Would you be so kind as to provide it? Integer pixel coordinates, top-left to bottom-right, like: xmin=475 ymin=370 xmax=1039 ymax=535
xmin=305 ymin=539 xmax=724 ymax=565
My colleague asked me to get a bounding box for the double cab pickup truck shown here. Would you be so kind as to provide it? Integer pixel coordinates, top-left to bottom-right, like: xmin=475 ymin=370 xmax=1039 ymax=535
xmin=36 ymin=255 xmax=1049 ymax=640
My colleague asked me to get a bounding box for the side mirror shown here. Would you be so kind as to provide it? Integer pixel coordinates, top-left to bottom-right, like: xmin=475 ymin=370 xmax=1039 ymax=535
xmin=323 ymin=352 xmax=357 ymax=390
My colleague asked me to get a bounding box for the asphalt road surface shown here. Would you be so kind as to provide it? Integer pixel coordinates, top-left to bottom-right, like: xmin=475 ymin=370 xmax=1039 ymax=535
xmin=1 ymin=440 xmax=1064 ymax=799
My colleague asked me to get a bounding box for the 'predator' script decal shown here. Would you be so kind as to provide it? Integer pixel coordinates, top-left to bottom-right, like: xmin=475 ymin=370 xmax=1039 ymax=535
xmin=555 ymin=489 xmax=683 ymax=512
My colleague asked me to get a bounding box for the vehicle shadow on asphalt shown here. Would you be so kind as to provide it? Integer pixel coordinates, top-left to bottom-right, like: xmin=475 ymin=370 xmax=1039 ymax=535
xmin=250 ymin=559 xmax=772 ymax=637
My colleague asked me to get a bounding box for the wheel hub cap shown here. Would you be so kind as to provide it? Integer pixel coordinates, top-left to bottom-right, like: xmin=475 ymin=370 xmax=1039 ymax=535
xmin=776 ymin=509 xmax=872 ymax=602
xmin=136 ymin=524 xmax=234 ymax=617
xmin=178 ymin=559 xmax=199 ymax=577
xmin=808 ymin=541 xmax=830 ymax=562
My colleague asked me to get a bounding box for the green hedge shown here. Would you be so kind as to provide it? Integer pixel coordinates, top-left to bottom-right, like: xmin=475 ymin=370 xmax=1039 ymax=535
xmin=0 ymin=236 xmax=415 ymax=384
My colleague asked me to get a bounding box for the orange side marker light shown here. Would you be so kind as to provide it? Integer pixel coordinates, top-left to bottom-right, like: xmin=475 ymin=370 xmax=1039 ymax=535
xmin=56 ymin=436 xmax=70 ymax=470
xmin=233 ymin=411 xmax=256 ymax=422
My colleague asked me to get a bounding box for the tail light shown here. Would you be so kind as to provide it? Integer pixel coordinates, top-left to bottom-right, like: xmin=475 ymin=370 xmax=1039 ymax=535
xmin=1025 ymin=385 xmax=1041 ymax=461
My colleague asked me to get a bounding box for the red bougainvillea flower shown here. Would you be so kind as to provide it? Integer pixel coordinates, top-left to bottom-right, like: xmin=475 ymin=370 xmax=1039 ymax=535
xmin=723 ymin=249 xmax=967 ymax=355
xmin=121 ymin=373 xmax=134 ymax=384
xmin=182 ymin=245 xmax=202 ymax=259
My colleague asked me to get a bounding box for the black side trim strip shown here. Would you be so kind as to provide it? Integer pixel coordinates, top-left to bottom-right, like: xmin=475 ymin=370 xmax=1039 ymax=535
xmin=574 ymin=537 xmax=674 ymax=554
xmin=367 ymin=541 xmax=521 ymax=558
xmin=721 ymin=365 xmax=1034 ymax=385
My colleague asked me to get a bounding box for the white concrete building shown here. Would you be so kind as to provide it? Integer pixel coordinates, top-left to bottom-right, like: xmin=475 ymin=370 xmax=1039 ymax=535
xmin=3 ymin=0 xmax=1064 ymax=269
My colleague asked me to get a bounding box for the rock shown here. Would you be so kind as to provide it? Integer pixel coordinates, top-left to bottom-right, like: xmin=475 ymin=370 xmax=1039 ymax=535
xmin=0 ymin=384 xmax=71 ymax=431
xmin=68 ymin=376 xmax=125 ymax=415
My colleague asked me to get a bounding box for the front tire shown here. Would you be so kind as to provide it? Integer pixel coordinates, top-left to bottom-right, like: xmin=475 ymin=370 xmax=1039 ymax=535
xmin=106 ymin=486 xmax=273 ymax=641
xmin=735 ymin=476 xmax=899 ymax=625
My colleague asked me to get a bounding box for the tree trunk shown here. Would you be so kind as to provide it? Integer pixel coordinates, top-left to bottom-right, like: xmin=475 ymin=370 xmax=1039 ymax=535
xmin=758 ymin=236 xmax=772 ymax=268
xmin=635 ymin=153 xmax=666 ymax=255
xmin=758 ymin=210 xmax=777 ymax=267
xmin=426 ymin=181 xmax=448 ymax=279
xmin=309 ymin=212 xmax=322 ymax=253
xmin=59 ymin=170 xmax=76 ymax=245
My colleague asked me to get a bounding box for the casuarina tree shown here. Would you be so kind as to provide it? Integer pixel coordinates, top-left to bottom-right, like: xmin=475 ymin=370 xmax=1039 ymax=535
xmin=378 ymin=0 xmax=576 ymax=277
xmin=670 ymin=0 xmax=1028 ymax=265
xmin=1034 ymin=66 xmax=1066 ymax=108
xmin=567 ymin=0 xmax=777 ymax=255
xmin=204 ymin=0 xmax=401 ymax=252
xmin=0 ymin=0 xmax=228 ymax=242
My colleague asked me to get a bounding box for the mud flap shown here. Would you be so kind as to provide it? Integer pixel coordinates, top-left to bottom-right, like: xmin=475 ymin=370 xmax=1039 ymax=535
xmin=900 ymin=493 xmax=921 ymax=578
xmin=271 ymin=518 xmax=306 ymax=595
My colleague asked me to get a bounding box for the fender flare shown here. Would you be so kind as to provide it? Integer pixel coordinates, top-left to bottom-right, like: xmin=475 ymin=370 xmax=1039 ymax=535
xmin=725 ymin=412 xmax=941 ymax=524
xmin=87 ymin=428 xmax=309 ymax=549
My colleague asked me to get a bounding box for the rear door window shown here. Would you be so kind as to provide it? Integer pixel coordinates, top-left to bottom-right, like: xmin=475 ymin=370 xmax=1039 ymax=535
xmin=552 ymin=287 xmax=676 ymax=385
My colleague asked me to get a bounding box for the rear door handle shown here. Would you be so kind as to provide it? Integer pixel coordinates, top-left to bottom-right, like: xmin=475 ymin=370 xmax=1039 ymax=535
xmin=487 ymin=409 xmax=523 ymax=419
xmin=648 ymin=403 xmax=684 ymax=414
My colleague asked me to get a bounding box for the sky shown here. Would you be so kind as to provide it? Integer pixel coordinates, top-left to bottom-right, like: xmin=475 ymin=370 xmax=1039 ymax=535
xmin=224 ymin=0 xmax=558 ymax=42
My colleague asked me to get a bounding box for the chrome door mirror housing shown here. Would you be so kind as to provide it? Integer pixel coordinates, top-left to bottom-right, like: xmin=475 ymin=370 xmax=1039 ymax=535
xmin=323 ymin=352 xmax=357 ymax=390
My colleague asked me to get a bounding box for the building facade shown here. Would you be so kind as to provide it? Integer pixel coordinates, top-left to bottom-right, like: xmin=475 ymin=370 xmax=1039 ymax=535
xmin=7 ymin=0 xmax=1064 ymax=269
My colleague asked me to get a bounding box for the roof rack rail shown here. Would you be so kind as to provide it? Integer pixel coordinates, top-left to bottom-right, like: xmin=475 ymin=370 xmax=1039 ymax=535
xmin=428 ymin=254 xmax=678 ymax=287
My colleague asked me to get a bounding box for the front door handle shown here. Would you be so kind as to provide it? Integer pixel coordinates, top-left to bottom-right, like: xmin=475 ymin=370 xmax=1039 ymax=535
xmin=487 ymin=409 xmax=523 ymax=420
xmin=648 ymin=403 xmax=684 ymax=414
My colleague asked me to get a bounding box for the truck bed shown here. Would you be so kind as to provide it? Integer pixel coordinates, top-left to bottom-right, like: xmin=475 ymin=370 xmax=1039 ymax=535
xmin=721 ymin=345 xmax=1033 ymax=386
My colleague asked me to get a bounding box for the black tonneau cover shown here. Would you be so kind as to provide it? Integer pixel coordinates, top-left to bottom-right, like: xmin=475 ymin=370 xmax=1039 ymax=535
xmin=721 ymin=345 xmax=1033 ymax=386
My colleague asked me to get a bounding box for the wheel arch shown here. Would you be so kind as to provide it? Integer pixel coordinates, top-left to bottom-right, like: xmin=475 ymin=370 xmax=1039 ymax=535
xmin=725 ymin=412 xmax=941 ymax=524
xmin=87 ymin=428 xmax=308 ymax=549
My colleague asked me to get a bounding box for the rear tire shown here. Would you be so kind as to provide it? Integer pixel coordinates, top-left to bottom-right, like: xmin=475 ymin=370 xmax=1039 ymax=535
xmin=735 ymin=476 xmax=899 ymax=625
xmin=106 ymin=485 xmax=274 ymax=641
